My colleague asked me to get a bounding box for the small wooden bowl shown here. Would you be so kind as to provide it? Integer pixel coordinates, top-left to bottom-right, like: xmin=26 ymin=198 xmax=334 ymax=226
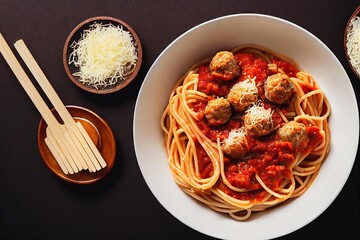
xmin=63 ymin=16 xmax=143 ymax=94
xmin=344 ymin=6 xmax=360 ymax=80
xmin=38 ymin=105 xmax=116 ymax=184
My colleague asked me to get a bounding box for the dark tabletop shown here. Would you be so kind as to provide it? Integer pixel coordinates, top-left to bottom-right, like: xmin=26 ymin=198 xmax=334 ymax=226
xmin=0 ymin=1 xmax=359 ymax=239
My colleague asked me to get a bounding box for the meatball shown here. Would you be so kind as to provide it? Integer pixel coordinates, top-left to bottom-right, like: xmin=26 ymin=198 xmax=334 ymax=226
xmin=209 ymin=51 xmax=240 ymax=80
xmin=276 ymin=121 xmax=309 ymax=150
xmin=243 ymin=104 xmax=273 ymax=137
xmin=227 ymin=78 xmax=258 ymax=113
xmin=264 ymin=73 xmax=295 ymax=104
xmin=205 ymin=98 xmax=232 ymax=126
xmin=221 ymin=128 xmax=248 ymax=158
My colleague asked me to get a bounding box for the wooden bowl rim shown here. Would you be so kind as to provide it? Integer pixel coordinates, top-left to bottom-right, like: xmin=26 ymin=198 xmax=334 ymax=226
xmin=37 ymin=105 xmax=116 ymax=184
xmin=344 ymin=6 xmax=360 ymax=80
xmin=63 ymin=16 xmax=143 ymax=94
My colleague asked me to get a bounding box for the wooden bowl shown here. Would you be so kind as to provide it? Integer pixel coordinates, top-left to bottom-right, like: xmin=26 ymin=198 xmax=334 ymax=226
xmin=38 ymin=105 xmax=116 ymax=184
xmin=63 ymin=16 xmax=142 ymax=94
xmin=344 ymin=6 xmax=360 ymax=79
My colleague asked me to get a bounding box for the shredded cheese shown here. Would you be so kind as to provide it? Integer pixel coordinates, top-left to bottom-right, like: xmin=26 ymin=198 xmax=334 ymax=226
xmin=245 ymin=103 xmax=273 ymax=128
xmin=68 ymin=22 xmax=138 ymax=89
xmin=225 ymin=127 xmax=246 ymax=145
xmin=237 ymin=77 xmax=257 ymax=104
xmin=221 ymin=127 xmax=248 ymax=159
xmin=346 ymin=16 xmax=360 ymax=74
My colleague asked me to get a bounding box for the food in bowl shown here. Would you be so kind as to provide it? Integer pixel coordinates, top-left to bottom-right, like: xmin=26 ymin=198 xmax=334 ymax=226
xmin=345 ymin=7 xmax=360 ymax=79
xmin=160 ymin=44 xmax=331 ymax=220
xmin=68 ymin=22 xmax=138 ymax=89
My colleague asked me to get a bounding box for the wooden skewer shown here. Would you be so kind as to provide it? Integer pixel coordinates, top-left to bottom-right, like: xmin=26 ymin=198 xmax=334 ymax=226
xmin=14 ymin=40 xmax=107 ymax=171
xmin=46 ymin=127 xmax=76 ymax=174
xmin=0 ymin=33 xmax=77 ymax=174
xmin=44 ymin=134 xmax=69 ymax=174
xmin=13 ymin=40 xmax=93 ymax=171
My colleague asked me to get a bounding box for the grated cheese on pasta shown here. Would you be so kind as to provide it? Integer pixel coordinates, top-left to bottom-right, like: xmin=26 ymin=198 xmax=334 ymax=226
xmin=245 ymin=103 xmax=273 ymax=127
xmin=235 ymin=77 xmax=258 ymax=104
xmin=68 ymin=22 xmax=138 ymax=89
xmin=224 ymin=128 xmax=246 ymax=146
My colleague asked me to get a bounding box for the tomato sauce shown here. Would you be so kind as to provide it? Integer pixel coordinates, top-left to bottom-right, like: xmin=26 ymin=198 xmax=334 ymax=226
xmin=271 ymin=58 xmax=299 ymax=77
xmin=217 ymin=182 xmax=269 ymax=201
xmin=212 ymin=140 xmax=295 ymax=201
xmin=198 ymin=65 xmax=234 ymax=96
xmin=223 ymin=140 xmax=294 ymax=200
xmin=196 ymin=144 xmax=214 ymax=179
xmin=193 ymin=51 xmax=320 ymax=202
xmin=192 ymin=101 xmax=242 ymax=142
xmin=305 ymin=126 xmax=323 ymax=151
xmin=196 ymin=118 xmax=242 ymax=142
xmin=234 ymin=53 xmax=269 ymax=83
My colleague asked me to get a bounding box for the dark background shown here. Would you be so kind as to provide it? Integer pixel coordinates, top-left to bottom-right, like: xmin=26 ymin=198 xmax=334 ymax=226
xmin=0 ymin=1 xmax=359 ymax=239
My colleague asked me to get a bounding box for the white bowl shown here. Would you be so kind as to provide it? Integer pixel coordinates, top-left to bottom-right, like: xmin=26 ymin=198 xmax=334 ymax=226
xmin=133 ymin=14 xmax=359 ymax=240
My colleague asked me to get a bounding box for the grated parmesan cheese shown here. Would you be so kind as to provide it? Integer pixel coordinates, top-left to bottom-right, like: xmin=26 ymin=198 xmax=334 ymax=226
xmin=245 ymin=103 xmax=273 ymax=127
xmin=346 ymin=16 xmax=360 ymax=74
xmin=244 ymin=103 xmax=274 ymax=137
xmin=227 ymin=77 xmax=258 ymax=113
xmin=221 ymin=127 xmax=248 ymax=158
xmin=68 ymin=22 xmax=138 ymax=89
xmin=225 ymin=127 xmax=246 ymax=145
xmin=237 ymin=78 xmax=258 ymax=104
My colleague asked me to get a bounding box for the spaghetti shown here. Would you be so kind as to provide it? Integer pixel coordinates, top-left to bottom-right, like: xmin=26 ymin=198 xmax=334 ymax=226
xmin=161 ymin=44 xmax=330 ymax=220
